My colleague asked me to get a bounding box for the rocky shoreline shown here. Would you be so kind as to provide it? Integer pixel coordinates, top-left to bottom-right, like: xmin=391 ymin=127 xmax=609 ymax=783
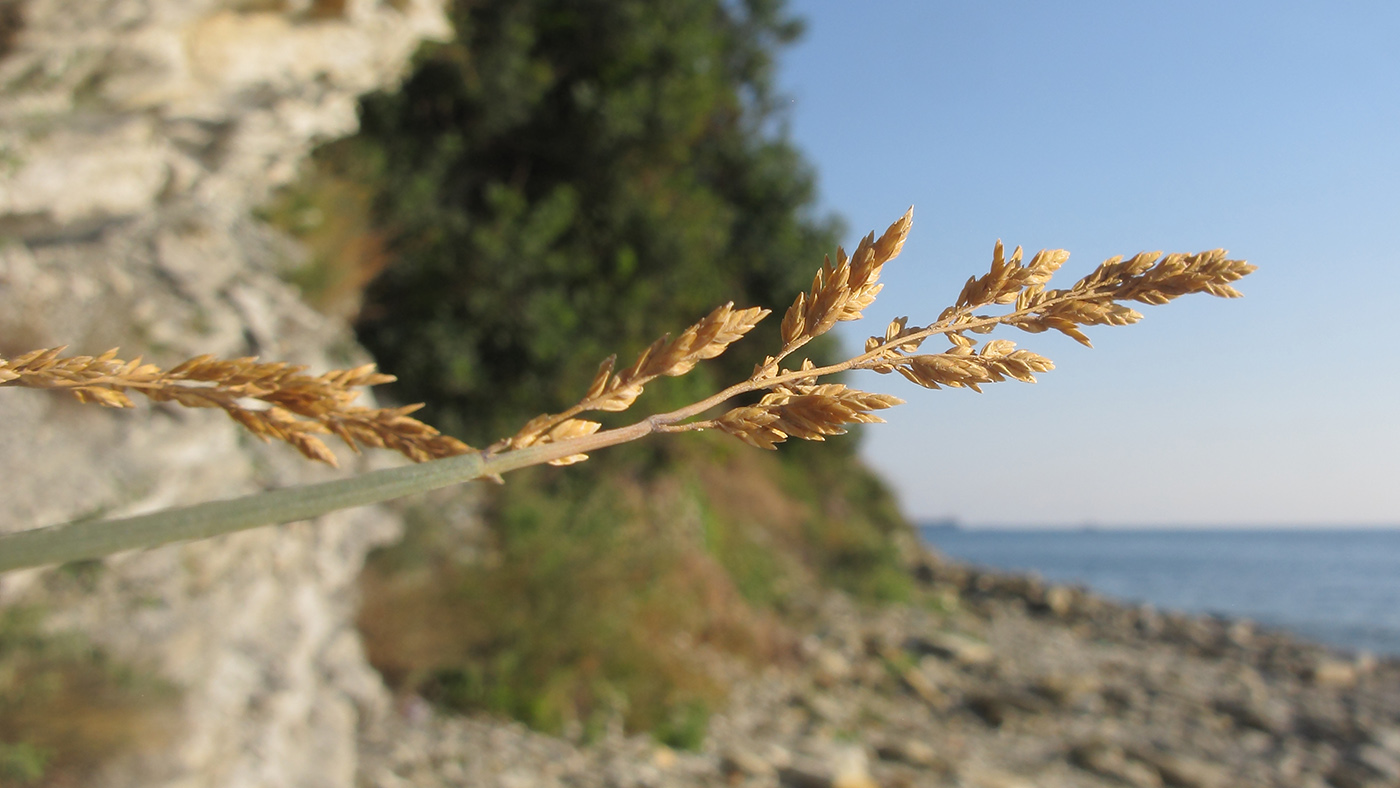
xmin=358 ymin=550 xmax=1400 ymax=788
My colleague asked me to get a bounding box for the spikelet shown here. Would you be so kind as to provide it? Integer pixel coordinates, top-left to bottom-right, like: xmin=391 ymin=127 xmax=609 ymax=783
xmin=715 ymin=384 xmax=903 ymax=449
xmin=0 ymin=347 xmax=473 ymax=466
xmin=948 ymin=242 xmax=1071 ymax=312
xmin=1005 ymin=249 xmax=1256 ymax=346
xmin=778 ymin=208 xmax=913 ymax=349
xmin=602 ymin=301 xmax=769 ymax=402
xmin=890 ymin=341 xmax=1055 ymax=392
xmin=502 ymin=301 xmax=768 ymax=453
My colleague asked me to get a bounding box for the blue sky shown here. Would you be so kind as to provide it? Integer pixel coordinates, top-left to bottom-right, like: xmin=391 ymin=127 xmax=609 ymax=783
xmin=775 ymin=1 xmax=1400 ymax=526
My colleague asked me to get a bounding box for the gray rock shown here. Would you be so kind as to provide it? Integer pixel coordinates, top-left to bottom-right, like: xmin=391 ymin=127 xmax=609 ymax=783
xmin=959 ymin=769 xmax=1038 ymax=788
xmin=1310 ymin=659 xmax=1360 ymax=689
xmin=1069 ymin=740 xmax=1164 ymax=788
xmin=777 ymin=744 xmax=875 ymax=788
xmin=1328 ymin=744 xmax=1400 ymax=788
xmin=811 ymin=646 xmax=853 ymax=687
xmin=720 ymin=745 xmax=775 ymax=778
xmin=1127 ymin=747 xmax=1231 ymax=788
xmin=1041 ymin=584 xmax=1078 ymax=617
xmin=1212 ymin=695 xmax=1294 ymax=735
xmin=1031 ymin=672 xmax=1102 ymax=710
xmin=0 ymin=2 xmax=452 ymax=787
xmin=873 ymin=737 xmax=945 ymax=769
xmin=1373 ymin=726 xmax=1400 ymax=755
xmin=907 ymin=630 xmax=995 ymax=667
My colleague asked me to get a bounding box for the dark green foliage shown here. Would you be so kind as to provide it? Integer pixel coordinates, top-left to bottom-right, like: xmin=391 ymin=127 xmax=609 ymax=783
xmin=325 ymin=0 xmax=920 ymax=747
xmin=348 ymin=0 xmax=842 ymax=444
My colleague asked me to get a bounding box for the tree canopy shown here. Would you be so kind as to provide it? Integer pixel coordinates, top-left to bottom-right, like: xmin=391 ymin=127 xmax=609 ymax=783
xmin=349 ymin=0 xmax=844 ymax=444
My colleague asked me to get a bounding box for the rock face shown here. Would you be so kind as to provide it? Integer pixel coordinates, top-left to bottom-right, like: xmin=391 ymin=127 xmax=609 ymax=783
xmin=0 ymin=1 xmax=449 ymax=786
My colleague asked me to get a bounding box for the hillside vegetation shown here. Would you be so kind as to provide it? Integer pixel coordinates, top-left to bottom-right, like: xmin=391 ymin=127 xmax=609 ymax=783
xmin=266 ymin=0 xmax=916 ymax=742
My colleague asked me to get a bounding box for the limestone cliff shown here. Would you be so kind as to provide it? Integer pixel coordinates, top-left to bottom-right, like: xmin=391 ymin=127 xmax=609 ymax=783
xmin=0 ymin=1 xmax=449 ymax=785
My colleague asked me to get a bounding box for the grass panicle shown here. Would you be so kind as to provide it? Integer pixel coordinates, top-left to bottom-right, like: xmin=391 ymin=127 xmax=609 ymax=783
xmin=0 ymin=207 xmax=1255 ymax=571
xmin=0 ymin=348 xmax=472 ymax=466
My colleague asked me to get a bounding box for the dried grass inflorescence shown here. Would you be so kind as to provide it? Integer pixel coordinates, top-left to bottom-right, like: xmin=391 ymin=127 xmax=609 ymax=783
xmin=2 ymin=207 xmax=1255 ymax=469
xmin=0 ymin=348 xmax=471 ymax=466
xmin=495 ymin=301 xmax=768 ymax=464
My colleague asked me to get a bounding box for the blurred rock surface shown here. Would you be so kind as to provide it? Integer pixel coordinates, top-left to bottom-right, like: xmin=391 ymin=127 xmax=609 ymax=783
xmin=0 ymin=2 xmax=449 ymax=786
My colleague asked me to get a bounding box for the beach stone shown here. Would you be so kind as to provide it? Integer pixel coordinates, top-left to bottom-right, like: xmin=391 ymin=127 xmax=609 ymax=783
xmin=1212 ymin=695 xmax=1294 ymax=735
xmin=812 ymin=646 xmax=853 ymax=687
xmin=907 ymin=631 xmax=995 ymax=666
xmin=1373 ymin=726 xmax=1400 ymax=754
xmin=721 ymin=746 xmax=776 ymax=778
xmin=1356 ymin=745 xmax=1400 ymax=780
xmin=1128 ymin=747 xmax=1231 ymax=788
xmin=896 ymin=666 xmax=952 ymax=708
xmin=777 ymin=744 xmax=875 ymax=788
xmin=1297 ymin=703 xmax=1363 ymax=744
xmin=959 ymin=767 xmax=1037 ymax=788
xmin=1227 ymin=620 xmax=1256 ymax=648
xmin=1311 ymin=659 xmax=1360 ymax=688
xmin=802 ymin=692 xmax=848 ymax=725
xmin=873 ymin=738 xmax=944 ymax=769
xmin=1031 ymin=672 xmax=1102 ymax=710
xmin=829 ymin=745 xmax=878 ymax=788
xmin=1042 ymin=584 xmax=1077 ymax=617
xmin=1069 ymin=740 xmax=1164 ymax=788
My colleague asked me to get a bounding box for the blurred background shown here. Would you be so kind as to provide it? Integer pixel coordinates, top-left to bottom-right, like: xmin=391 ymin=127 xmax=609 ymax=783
xmin=778 ymin=0 xmax=1400 ymax=527
xmin=1 ymin=1 xmax=1397 ymax=786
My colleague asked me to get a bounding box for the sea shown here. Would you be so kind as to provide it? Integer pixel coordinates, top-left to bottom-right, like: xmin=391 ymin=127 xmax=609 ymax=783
xmin=918 ymin=526 xmax=1400 ymax=657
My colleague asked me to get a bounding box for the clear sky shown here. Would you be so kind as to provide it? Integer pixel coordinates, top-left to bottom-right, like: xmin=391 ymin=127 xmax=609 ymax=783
xmin=775 ymin=0 xmax=1400 ymax=526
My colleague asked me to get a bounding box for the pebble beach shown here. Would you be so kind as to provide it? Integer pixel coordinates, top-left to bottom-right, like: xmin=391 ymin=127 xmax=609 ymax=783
xmin=359 ymin=549 xmax=1400 ymax=788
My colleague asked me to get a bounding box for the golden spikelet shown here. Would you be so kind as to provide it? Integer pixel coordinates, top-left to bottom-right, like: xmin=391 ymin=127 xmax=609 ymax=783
xmin=778 ymin=207 xmax=913 ymax=351
xmin=714 ymin=384 xmax=903 ymax=449
xmin=500 ymin=301 xmax=767 ymax=456
xmin=0 ymin=347 xmax=472 ymax=467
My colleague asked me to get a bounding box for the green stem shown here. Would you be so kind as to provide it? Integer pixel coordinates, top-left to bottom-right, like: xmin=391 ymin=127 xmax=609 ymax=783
xmin=0 ymin=417 xmax=658 ymax=574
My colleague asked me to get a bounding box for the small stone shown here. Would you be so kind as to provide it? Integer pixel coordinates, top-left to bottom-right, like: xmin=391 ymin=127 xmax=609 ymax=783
xmin=907 ymin=631 xmax=995 ymax=666
xmin=830 ymin=745 xmax=877 ymax=788
xmin=1043 ymin=584 xmax=1076 ymax=617
xmin=1032 ymin=672 xmax=1100 ymax=709
xmin=1353 ymin=744 xmax=1400 ymax=782
xmin=721 ymin=746 xmax=775 ymax=778
xmin=1310 ymin=659 xmax=1359 ymax=688
xmin=960 ymin=767 xmax=1037 ymax=788
xmin=1128 ymin=746 xmax=1231 ymax=788
xmin=1373 ymin=726 xmax=1400 ymax=755
xmin=1070 ymin=741 xmax=1163 ymax=788
xmin=899 ymin=665 xmax=949 ymax=709
xmin=802 ymin=692 xmax=847 ymax=724
xmin=874 ymin=738 xmax=943 ymax=769
xmin=652 ymin=746 xmax=676 ymax=769
xmin=812 ymin=647 xmax=853 ymax=686
xmin=777 ymin=745 xmax=874 ymax=788
xmin=1212 ymin=696 xmax=1293 ymax=735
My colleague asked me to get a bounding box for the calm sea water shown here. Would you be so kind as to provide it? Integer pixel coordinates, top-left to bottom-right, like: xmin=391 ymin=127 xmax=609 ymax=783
xmin=919 ymin=527 xmax=1400 ymax=657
